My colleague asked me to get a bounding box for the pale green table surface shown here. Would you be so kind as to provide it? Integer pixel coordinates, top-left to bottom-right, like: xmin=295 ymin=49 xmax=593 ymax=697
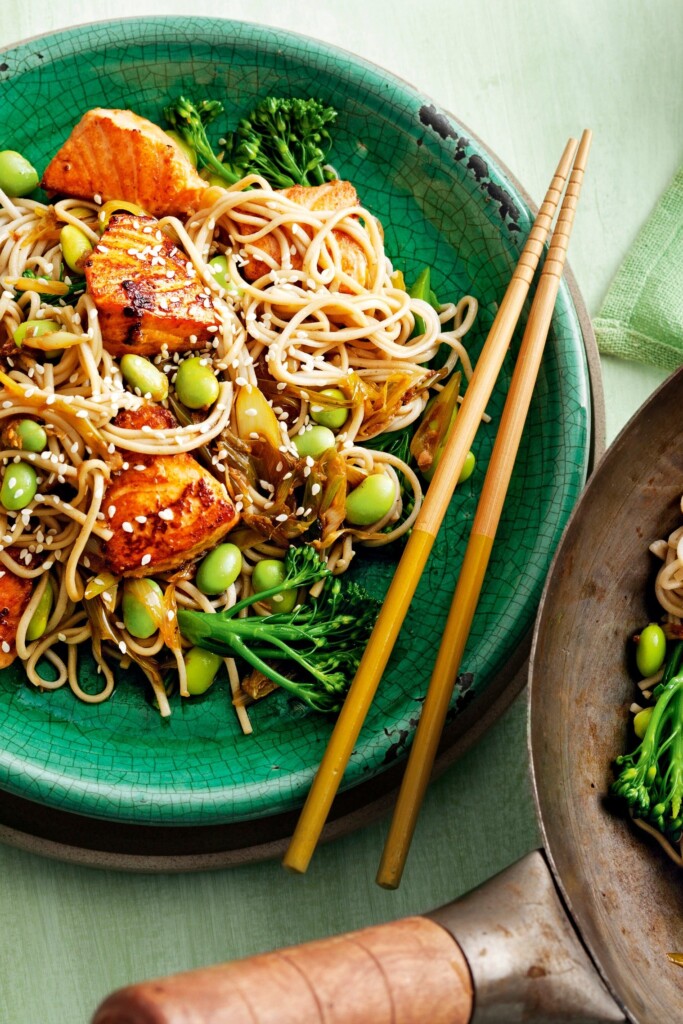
xmin=1 ymin=2 xmax=681 ymax=1021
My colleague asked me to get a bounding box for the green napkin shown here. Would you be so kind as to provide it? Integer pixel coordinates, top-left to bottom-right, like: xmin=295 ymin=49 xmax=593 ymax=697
xmin=594 ymin=166 xmax=683 ymax=371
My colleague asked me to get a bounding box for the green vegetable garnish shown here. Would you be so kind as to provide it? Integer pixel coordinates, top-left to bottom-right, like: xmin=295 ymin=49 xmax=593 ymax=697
xmin=163 ymin=97 xmax=236 ymax=184
xmin=612 ymin=640 xmax=683 ymax=843
xmin=178 ymin=545 xmax=380 ymax=713
xmin=163 ymin=95 xmax=337 ymax=189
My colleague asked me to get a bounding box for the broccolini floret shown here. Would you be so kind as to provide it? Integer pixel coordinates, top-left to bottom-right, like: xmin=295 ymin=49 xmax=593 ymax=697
xmin=163 ymin=96 xmax=243 ymax=184
xmin=163 ymin=95 xmax=337 ymax=189
xmin=612 ymin=640 xmax=683 ymax=843
xmin=178 ymin=545 xmax=380 ymax=713
xmin=227 ymin=96 xmax=337 ymax=187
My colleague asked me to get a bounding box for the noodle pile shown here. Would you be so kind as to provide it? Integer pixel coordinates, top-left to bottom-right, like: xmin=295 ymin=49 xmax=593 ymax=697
xmin=0 ymin=173 xmax=477 ymax=728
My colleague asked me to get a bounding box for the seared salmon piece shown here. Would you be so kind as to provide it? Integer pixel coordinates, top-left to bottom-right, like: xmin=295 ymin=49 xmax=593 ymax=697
xmin=235 ymin=181 xmax=369 ymax=289
xmin=0 ymin=562 xmax=32 ymax=668
xmin=85 ymin=213 xmax=220 ymax=358
xmin=102 ymin=406 xmax=238 ymax=577
xmin=41 ymin=108 xmax=208 ymax=217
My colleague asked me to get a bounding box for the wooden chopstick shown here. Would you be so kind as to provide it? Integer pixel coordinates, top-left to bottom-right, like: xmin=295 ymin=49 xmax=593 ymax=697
xmin=376 ymin=128 xmax=593 ymax=889
xmin=282 ymin=136 xmax=579 ymax=876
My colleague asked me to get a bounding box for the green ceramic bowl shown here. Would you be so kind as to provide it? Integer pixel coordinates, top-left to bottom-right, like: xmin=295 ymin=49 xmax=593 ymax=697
xmin=0 ymin=18 xmax=592 ymax=826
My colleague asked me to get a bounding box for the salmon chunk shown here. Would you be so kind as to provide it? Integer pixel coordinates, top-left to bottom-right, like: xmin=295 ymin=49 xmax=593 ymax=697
xmin=102 ymin=406 xmax=238 ymax=577
xmin=41 ymin=108 xmax=208 ymax=217
xmin=0 ymin=563 xmax=32 ymax=668
xmin=85 ymin=213 xmax=220 ymax=357
xmin=235 ymin=180 xmax=369 ymax=289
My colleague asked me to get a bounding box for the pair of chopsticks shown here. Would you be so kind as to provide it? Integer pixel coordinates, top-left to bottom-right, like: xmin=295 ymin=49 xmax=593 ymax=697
xmin=283 ymin=129 xmax=592 ymax=885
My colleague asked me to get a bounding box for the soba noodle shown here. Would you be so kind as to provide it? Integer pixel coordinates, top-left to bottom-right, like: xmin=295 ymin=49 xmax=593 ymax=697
xmin=0 ymin=173 xmax=478 ymax=729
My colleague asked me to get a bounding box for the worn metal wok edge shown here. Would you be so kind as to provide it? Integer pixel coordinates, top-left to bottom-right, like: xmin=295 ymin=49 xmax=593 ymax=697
xmin=527 ymin=366 xmax=683 ymax=1024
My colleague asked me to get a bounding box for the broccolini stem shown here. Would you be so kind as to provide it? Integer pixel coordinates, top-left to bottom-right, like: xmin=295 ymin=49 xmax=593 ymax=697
xmin=224 ymin=633 xmax=337 ymax=711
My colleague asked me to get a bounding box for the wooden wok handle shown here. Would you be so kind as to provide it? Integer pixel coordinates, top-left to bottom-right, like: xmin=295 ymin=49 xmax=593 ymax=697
xmin=92 ymin=915 xmax=473 ymax=1024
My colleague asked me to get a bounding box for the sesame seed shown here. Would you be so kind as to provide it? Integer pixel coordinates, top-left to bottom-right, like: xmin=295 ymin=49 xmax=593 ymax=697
xmin=118 ymin=640 xmax=127 ymax=654
xmin=1 ymin=641 xmax=10 ymax=653
xmin=122 ymin=522 xmax=133 ymax=533
xmin=275 ymin=513 xmax=288 ymax=522
xmin=311 ymin=483 xmax=321 ymax=495
xmin=141 ymin=554 xmax=151 ymax=565
xmin=158 ymin=508 xmax=173 ymax=521
xmin=135 ymin=515 xmax=147 ymax=524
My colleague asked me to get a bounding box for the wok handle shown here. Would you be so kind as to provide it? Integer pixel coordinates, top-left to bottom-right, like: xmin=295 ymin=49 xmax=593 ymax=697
xmin=91 ymin=852 xmax=624 ymax=1024
xmin=91 ymin=914 xmax=473 ymax=1024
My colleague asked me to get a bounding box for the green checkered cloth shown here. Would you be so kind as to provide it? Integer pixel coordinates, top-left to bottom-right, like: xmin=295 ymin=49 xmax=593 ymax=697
xmin=594 ymin=166 xmax=683 ymax=371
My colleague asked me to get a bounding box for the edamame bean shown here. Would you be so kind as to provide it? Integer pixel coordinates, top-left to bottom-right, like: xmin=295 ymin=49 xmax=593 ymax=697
xmin=13 ymin=320 xmax=59 ymax=347
xmin=0 ymin=150 xmax=39 ymax=197
xmin=252 ymin=558 xmax=298 ymax=614
xmin=0 ymin=462 xmax=37 ymax=511
xmin=165 ymin=130 xmax=198 ymax=167
xmin=633 ymin=706 xmax=653 ymax=740
xmin=120 ymin=353 xmax=169 ymax=401
xmin=185 ymin=646 xmax=223 ymax=695
xmin=346 ymin=473 xmax=395 ymax=526
xmin=310 ymin=388 xmax=349 ymax=430
xmin=209 ymin=255 xmax=229 ymax=288
xmin=458 ymin=451 xmax=476 ymax=484
xmin=13 ymin=419 xmax=47 ymax=453
xmin=208 ymin=255 xmax=243 ymax=297
xmin=175 ymin=357 xmax=220 ymax=410
xmin=636 ymin=623 xmax=666 ymax=677
xmin=293 ymin=425 xmax=336 ymax=459
xmin=122 ymin=579 xmax=163 ymax=639
xmin=26 ymin=582 xmax=54 ymax=642
xmin=60 ymin=224 xmax=93 ymax=272
xmin=203 ymin=172 xmax=229 ymax=188
xmin=196 ymin=543 xmax=242 ymax=595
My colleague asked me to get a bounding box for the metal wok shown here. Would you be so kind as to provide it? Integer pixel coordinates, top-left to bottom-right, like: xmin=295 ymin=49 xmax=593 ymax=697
xmin=93 ymin=367 xmax=683 ymax=1023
